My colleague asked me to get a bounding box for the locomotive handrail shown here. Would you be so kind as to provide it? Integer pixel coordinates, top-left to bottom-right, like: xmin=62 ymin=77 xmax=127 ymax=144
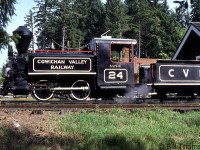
xmin=29 ymin=49 xmax=95 ymax=54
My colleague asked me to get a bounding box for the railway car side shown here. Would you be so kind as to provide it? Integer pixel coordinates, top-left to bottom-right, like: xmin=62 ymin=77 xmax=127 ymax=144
xmin=150 ymin=60 xmax=200 ymax=98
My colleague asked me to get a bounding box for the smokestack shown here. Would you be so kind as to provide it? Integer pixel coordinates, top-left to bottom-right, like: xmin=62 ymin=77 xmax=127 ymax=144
xmin=13 ymin=26 xmax=32 ymax=56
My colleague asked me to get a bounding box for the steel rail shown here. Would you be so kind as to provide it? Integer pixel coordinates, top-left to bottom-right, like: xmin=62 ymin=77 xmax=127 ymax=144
xmin=0 ymin=103 xmax=200 ymax=112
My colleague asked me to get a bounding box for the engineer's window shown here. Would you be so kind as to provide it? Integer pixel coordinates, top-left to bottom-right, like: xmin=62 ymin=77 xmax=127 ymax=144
xmin=111 ymin=44 xmax=132 ymax=63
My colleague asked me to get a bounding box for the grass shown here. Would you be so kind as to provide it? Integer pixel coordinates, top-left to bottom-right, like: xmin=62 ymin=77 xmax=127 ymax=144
xmin=57 ymin=109 xmax=200 ymax=150
xmin=0 ymin=109 xmax=200 ymax=149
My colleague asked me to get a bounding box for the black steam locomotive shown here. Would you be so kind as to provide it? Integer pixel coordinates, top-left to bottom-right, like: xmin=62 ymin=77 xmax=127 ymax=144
xmin=0 ymin=26 xmax=138 ymax=101
xmin=1 ymin=26 xmax=200 ymax=101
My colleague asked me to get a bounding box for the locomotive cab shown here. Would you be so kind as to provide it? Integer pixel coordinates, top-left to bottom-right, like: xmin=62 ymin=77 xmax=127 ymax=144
xmin=89 ymin=36 xmax=137 ymax=97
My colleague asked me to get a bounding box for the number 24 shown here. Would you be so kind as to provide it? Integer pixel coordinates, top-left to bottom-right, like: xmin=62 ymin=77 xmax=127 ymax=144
xmin=109 ymin=71 xmax=123 ymax=79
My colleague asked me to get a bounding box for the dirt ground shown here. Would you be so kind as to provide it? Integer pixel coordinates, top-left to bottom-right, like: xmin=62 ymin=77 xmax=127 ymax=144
xmin=0 ymin=110 xmax=60 ymax=134
xmin=0 ymin=110 xmax=64 ymax=149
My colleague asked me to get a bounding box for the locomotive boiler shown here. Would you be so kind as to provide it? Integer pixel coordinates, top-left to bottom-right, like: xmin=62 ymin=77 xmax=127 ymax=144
xmin=0 ymin=26 xmax=137 ymax=101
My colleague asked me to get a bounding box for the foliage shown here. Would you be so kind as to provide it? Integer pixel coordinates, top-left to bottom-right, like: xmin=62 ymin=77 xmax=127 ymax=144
xmin=104 ymin=0 xmax=128 ymax=38
xmin=174 ymin=0 xmax=191 ymax=26
xmin=0 ymin=0 xmax=16 ymax=49
xmin=22 ymin=0 xmax=198 ymax=59
xmin=2 ymin=0 xmax=199 ymax=59
xmin=0 ymin=0 xmax=16 ymax=27
xmin=124 ymin=0 xmax=184 ymax=58
xmin=73 ymin=0 xmax=105 ymax=44
xmin=191 ymin=0 xmax=200 ymax=22
xmin=24 ymin=10 xmax=35 ymax=50
xmin=33 ymin=0 xmax=61 ymax=49
xmin=0 ymin=71 xmax=3 ymax=85
xmin=32 ymin=0 xmax=105 ymax=50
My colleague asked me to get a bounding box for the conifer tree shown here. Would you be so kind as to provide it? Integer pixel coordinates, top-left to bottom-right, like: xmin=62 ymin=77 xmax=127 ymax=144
xmin=105 ymin=0 xmax=128 ymax=38
xmin=125 ymin=0 xmax=184 ymax=58
xmin=0 ymin=0 xmax=16 ymax=27
xmin=84 ymin=0 xmax=105 ymax=42
xmin=191 ymin=0 xmax=200 ymax=21
xmin=0 ymin=0 xmax=16 ymax=49
xmin=24 ymin=10 xmax=35 ymax=50
xmin=73 ymin=0 xmax=105 ymax=45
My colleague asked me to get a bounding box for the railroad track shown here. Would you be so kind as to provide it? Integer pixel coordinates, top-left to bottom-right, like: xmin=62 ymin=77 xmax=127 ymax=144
xmin=0 ymin=102 xmax=200 ymax=112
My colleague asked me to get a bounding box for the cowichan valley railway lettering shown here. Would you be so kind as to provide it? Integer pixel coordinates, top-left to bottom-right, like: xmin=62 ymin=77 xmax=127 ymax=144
xmin=33 ymin=58 xmax=91 ymax=71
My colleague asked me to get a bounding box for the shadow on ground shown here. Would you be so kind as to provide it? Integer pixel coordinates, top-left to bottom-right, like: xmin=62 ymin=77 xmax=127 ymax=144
xmin=0 ymin=126 xmax=146 ymax=150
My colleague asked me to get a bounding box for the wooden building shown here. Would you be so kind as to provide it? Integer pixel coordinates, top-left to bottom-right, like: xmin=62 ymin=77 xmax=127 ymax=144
xmin=172 ymin=22 xmax=200 ymax=60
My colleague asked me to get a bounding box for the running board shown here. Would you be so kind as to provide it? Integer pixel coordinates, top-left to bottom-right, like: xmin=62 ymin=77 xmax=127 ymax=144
xmin=100 ymin=86 xmax=127 ymax=89
xmin=148 ymin=92 xmax=157 ymax=96
xmin=53 ymin=87 xmax=89 ymax=91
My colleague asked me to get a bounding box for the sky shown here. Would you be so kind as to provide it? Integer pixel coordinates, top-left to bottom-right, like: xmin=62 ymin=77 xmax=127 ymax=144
xmin=0 ymin=0 xmax=181 ymax=67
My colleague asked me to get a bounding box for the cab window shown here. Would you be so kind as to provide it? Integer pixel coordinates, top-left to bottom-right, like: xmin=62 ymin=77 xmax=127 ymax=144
xmin=111 ymin=44 xmax=132 ymax=63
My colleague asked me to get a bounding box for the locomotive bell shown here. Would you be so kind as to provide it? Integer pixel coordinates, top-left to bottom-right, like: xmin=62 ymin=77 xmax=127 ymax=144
xmin=13 ymin=26 xmax=32 ymax=56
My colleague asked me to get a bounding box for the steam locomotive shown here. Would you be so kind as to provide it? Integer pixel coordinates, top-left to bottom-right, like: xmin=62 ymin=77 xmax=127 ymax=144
xmin=1 ymin=26 xmax=200 ymax=101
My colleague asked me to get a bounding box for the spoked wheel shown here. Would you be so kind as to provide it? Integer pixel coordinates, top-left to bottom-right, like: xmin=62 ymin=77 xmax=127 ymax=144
xmin=71 ymin=80 xmax=91 ymax=100
xmin=32 ymin=80 xmax=54 ymax=101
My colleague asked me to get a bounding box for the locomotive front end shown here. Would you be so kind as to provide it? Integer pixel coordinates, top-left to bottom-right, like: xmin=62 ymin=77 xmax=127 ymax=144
xmin=1 ymin=26 xmax=32 ymax=96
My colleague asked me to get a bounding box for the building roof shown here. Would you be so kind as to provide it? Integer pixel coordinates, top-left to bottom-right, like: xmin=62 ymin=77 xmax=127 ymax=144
xmin=192 ymin=22 xmax=200 ymax=31
xmin=172 ymin=22 xmax=200 ymax=60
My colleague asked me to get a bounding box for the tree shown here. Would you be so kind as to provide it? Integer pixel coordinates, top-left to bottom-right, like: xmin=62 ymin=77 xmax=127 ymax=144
xmin=125 ymin=0 xmax=156 ymax=57
xmin=33 ymin=0 xmax=57 ymax=49
xmin=73 ymin=0 xmax=105 ymax=45
xmin=82 ymin=0 xmax=105 ymax=43
xmin=24 ymin=10 xmax=35 ymax=50
xmin=104 ymin=0 xmax=128 ymax=38
xmin=173 ymin=0 xmax=194 ymax=26
xmin=0 ymin=71 xmax=3 ymax=85
xmin=25 ymin=0 xmax=185 ymax=59
xmin=125 ymin=0 xmax=184 ymax=58
xmin=0 ymin=0 xmax=16 ymax=49
xmin=32 ymin=0 xmax=105 ymax=49
xmin=147 ymin=0 xmax=184 ymax=58
xmin=0 ymin=0 xmax=16 ymax=27
xmin=191 ymin=0 xmax=200 ymax=21
xmin=33 ymin=0 xmax=86 ymax=49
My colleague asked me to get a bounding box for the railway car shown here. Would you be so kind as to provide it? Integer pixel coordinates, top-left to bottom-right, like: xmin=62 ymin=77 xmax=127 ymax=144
xmin=149 ymin=60 xmax=200 ymax=99
xmin=0 ymin=26 xmax=137 ymax=101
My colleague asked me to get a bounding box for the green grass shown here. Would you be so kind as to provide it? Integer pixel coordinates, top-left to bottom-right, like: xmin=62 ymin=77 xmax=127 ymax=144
xmin=57 ymin=109 xmax=200 ymax=150
xmin=0 ymin=109 xmax=200 ymax=150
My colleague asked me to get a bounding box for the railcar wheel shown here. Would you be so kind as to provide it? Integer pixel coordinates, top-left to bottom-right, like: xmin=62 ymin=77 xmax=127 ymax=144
xmin=71 ymin=80 xmax=91 ymax=100
xmin=32 ymin=80 xmax=54 ymax=101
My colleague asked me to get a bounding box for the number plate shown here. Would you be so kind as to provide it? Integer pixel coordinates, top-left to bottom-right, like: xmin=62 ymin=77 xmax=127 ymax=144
xmin=104 ymin=69 xmax=128 ymax=83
